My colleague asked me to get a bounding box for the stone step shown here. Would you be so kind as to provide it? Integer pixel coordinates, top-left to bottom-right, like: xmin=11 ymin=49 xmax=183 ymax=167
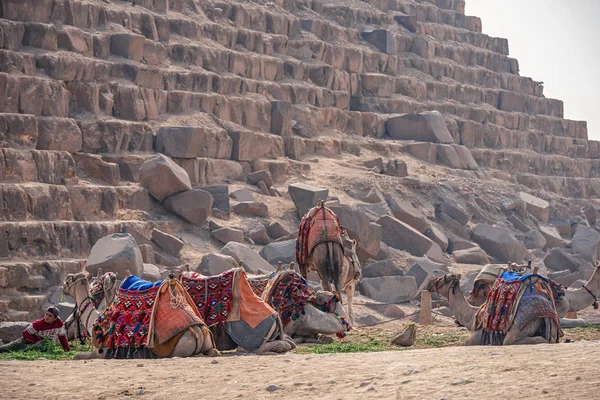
xmin=0 ymin=259 xmax=86 ymax=291
xmin=212 ymin=0 xmax=300 ymax=36
xmin=0 ymin=220 xmax=154 ymax=259
xmin=415 ymin=0 xmax=466 ymax=13
xmin=0 ymin=182 xmax=151 ymax=222
xmin=471 ymin=149 xmax=600 ymax=179
xmin=388 ymin=0 xmax=482 ymax=33
xmin=0 ymin=148 xmax=76 ymax=185
xmin=514 ymin=174 xmax=600 ymax=199
xmin=417 ymin=22 xmax=509 ymax=55
xmin=0 ymin=72 xmax=70 ymax=117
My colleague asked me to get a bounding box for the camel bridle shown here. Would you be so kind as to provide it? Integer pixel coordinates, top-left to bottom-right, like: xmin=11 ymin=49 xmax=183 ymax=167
xmin=63 ymin=276 xmax=95 ymax=345
xmin=430 ymin=275 xmax=461 ymax=294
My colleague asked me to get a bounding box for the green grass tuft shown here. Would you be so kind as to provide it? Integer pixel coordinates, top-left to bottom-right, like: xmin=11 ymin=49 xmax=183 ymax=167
xmin=0 ymin=339 xmax=90 ymax=361
xmin=295 ymin=341 xmax=394 ymax=354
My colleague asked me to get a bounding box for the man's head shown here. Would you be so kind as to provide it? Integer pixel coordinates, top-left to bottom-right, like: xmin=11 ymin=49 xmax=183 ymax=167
xmin=44 ymin=306 xmax=60 ymax=323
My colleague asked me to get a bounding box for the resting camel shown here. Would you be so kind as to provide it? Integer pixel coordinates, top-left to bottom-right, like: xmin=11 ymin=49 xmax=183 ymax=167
xmin=63 ymin=272 xmax=219 ymax=359
xmin=64 ymin=269 xmax=118 ymax=341
xmin=468 ymin=262 xmax=600 ymax=318
xmin=427 ymin=273 xmax=560 ymax=345
xmin=298 ymin=202 xmax=361 ymax=324
xmin=248 ymin=269 xmax=352 ymax=344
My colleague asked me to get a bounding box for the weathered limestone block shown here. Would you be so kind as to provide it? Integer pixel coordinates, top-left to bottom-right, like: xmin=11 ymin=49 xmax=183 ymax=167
xmin=329 ymin=204 xmax=381 ymax=258
xmin=173 ymin=158 xmax=243 ymax=186
xmin=0 ymin=149 xmax=76 ymax=184
xmin=164 ymin=189 xmax=213 ymax=226
xmin=110 ymin=33 xmax=146 ymax=61
xmin=73 ymin=153 xmax=120 ymax=185
xmin=377 ymin=216 xmax=436 ymax=257
xmin=85 ymin=233 xmax=144 ymax=277
xmin=518 ymin=192 xmax=549 ymax=223
xmin=471 ymin=224 xmax=528 ymax=263
xmin=156 ymin=126 xmax=232 ymax=159
xmin=0 ymin=113 xmax=38 ymax=149
xmin=387 ymin=111 xmax=454 ymax=143
xmin=229 ymin=130 xmax=284 ymax=161
xmin=36 ymin=117 xmax=83 ymax=153
xmin=288 ymin=183 xmax=329 ymax=218
xmin=139 ymin=153 xmax=192 ymax=202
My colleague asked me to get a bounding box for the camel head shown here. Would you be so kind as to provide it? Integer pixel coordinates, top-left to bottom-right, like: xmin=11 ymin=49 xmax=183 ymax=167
xmin=426 ymin=273 xmax=461 ymax=299
xmin=63 ymin=272 xmax=90 ymax=299
xmin=314 ymin=291 xmax=348 ymax=320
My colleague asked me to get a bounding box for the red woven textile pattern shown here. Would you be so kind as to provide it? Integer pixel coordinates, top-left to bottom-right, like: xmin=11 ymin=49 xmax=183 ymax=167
xmin=296 ymin=205 xmax=342 ymax=269
xmin=182 ymin=270 xmax=234 ymax=328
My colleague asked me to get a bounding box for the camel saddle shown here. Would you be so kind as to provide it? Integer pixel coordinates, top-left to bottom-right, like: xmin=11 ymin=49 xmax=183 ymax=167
xmin=296 ymin=203 xmax=343 ymax=270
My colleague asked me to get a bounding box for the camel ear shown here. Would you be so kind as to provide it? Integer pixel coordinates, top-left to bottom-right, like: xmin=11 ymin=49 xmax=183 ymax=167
xmin=125 ymin=270 xmax=131 ymax=278
xmin=456 ymin=273 xmax=462 ymax=280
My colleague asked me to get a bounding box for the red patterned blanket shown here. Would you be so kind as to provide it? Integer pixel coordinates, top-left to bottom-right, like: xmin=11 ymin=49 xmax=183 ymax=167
xmin=296 ymin=204 xmax=342 ymax=270
xmin=182 ymin=270 xmax=234 ymax=327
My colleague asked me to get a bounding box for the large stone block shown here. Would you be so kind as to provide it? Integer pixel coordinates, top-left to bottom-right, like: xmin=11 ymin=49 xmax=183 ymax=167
xmin=110 ymin=33 xmax=145 ymax=61
xmin=359 ymin=276 xmax=417 ymax=303
xmin=362 ymin=260 xmax=404 ymax=278
xmin=0 ymin=113 xmax=38 ymax=149
xmin=197 ymin=253 xmax=239 ymax=276
xmin=220 ymin=242 xmax=274 ymax=274
xmin=155 ymin=126 xmax=232 ymax=159
xmin=229 ymin=130 xmax=284 ymax=161
xmin=377 ymin=216 xmax=435 ymax=257
xmin=518 ymin=192 xmax=549 ymax=223
xmin=571 ymin=225 xmax=600 ymax=262
xmin=471 ymin=224 xmax=528 ymax=263
xmin=270 ymin=101 xmax=292 ymax=137
xmin=453 ymin=247 xmax=490 ymax=265
xmin=73 ymin=153 xmax=120 ymax=185
xmin=200 ymin=185 xmax=230 ymax=214
xmin=260 ymin=239 xmax=296 ymax=265
xmin=539 ymin=225 xmax=566 ymax=248
xmin=0 ymin=321 xmax=29 ymax=343
xmin=437 ymin=198 xmax=469 ymax=226
xmin=386 ymin=197 xmax=429 ymax=233
xmin=151 ymin=229 xmax=184 ymax=257
xmin=544 ymin=248 xmax=580 ymax=272
xmin=212 ymin=227 xmax=245 ymax=244
xmin=329 ymin=204 xmax=381 ymax=258
xmin=164 ymin=189 xmax=213 ymax=226
xmin=361 ymin=29 xmax=396 ymax=54
xmin=288 ymin=183 xmax=329 ymax=217
xmin=85 ymin=233 xmax=143 ymax=277
xmin=386 ymin=111 xmax=454 ymax=143
xmin=139 ymin=153 xmax=192 ymax=202
xmin=232 ymin=201 xmax=268 ymax=217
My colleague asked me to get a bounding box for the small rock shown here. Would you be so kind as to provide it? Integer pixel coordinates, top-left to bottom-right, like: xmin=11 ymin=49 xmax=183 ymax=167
xmin=136 ymin=389 xmax=145 ymax=395
xmin=327 ymin=379 xmax=336 ymax=384
xmin=391 ymin=324 xmax=417 ymax=346
xmin=136 ymin=363 xmax=144 ymax=367
xmin=450 ymin=378 xmax=473 ymax=386
xmin=576 ymin=376 xmax=581 ymax=381
xmin=211 ymin=360 xmax=219 ymax=364
xmin=367 ymin=386 xmax=376 ymax=392
xmin=358 ymin=382 xmax=369 ymax=388
xmin=266 ymin=384 xmax=278 ymax=392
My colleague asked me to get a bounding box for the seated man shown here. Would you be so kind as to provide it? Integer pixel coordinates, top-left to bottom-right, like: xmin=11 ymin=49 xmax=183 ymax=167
xmin=0 ymin=306 xmax=71 ymax=353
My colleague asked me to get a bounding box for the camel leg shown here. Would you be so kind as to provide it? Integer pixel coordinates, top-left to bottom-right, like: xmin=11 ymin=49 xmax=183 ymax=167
xmin=465 ymin=330 xmax=483 ymax=346
xmin=198 ymin=326 xmax=220 ymax=357
xmin=345 ymin=283 xmax=355 ymax=325
xmin=503 ymin=319 xmax=544 ymax=345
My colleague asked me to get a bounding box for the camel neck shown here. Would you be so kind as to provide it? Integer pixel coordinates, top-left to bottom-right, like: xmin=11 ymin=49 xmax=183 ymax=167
xmin=74 ymin=282 xmax=99 ymax=336
xmin=567 ymin=269 xmax=600 ymax=313
xmin=447 ymin=286 xmax=477 ymax=332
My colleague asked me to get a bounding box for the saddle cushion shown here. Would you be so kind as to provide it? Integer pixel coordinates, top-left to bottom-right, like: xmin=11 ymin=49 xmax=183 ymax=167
xmin=296 ymin=205 xmax=342 ymax=269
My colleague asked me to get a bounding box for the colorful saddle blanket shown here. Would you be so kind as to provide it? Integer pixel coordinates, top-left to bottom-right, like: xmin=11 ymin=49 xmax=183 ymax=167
xmin=93 ymin=276 xmax=205 ymax=356
xmin=182 ymin=269 xmax=280 ymax=352
xmin=261 ymin=270 xmax=320 ymax=326
xmin=296 ymin=204 xmax=343 ymax=270
xmin=475 ymin=273 xmax=560 ymax=345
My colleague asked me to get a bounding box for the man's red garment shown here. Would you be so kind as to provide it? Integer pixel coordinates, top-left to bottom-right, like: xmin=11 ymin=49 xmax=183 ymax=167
xmin=22 ymin=318 xmax=70 ymax=351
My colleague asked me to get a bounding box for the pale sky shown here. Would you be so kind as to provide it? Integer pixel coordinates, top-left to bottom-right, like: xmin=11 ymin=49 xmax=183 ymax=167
xmin=466 ymin=0 xmax=600 ymax=141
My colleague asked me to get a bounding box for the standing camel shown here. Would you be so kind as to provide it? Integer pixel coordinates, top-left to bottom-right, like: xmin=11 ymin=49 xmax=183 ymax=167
xmin=427 ymin=273 xmax=561 ymax=345
xmin=63 ymin=272 xmax=219 ymax=359
xmin=297 ymin=201 xmax=360 ymax=324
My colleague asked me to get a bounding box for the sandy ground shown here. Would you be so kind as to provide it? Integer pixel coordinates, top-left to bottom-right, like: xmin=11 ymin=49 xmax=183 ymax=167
xmin=1 ymin=341 xmax=599 ymax=400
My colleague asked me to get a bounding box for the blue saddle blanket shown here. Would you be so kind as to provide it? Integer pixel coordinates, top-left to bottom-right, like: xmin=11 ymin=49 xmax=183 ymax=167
xmin=499 ymin=271 xmax=549 ymax=283
xmin=120 ymin=275 xmax=163 ymax=293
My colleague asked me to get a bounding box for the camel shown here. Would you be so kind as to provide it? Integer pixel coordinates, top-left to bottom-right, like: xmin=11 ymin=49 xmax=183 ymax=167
xmin=427 ymin=273 xmax=561 ymax=345
xmin=64 ymin=269 xmax=118 ymax=341
xmin=298 ymin=202 xmax=360 ymax=324
xmin=248 ymin=269 xmax=352 ymax=344
xmin=468 ymin=262 xmax=600 ymax=318
xmin=63 ymin=272 xmax=219 ymax=359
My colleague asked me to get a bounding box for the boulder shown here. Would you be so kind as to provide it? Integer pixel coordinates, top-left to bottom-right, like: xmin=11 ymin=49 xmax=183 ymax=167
xmin=164 ymin=189 xmax=213 ymax=226
xmin=230 ymin=189 xmax=255 ymax=202
xmin=364 ymin=157 xmax=384 ymax=171
xmin=385 ymin=111 xmax=454 ymax=143
xmin=406 ymin=261 xmax=445 ymax=292
xmin=548 ymin=269 xmax=583 ymax=287
xmin=247 ymin=170 xmax=273 ymax=188
xmin=200 ymin=185 xmax=230 ymax=214
xmin=288 ymin=183 xmax=329 ymax=217
xmin=56 ymin=302 xmax=74 ymax=322
xmin=356 ymin=202 xmax=394 ymax=222
xmin=139 ymin=154 xmax=192 ymax=202
xmin=452 ymin=247 xmax=490 ymax=265
xmin=362 ymin=260 xmax=404 ymax=278
xmin=85 ymin=233 xmax=143 ymax=277
xmin=138 ymin=244 xmax=155 ymax=264
xmin=447 ymin=236 xmax=477 ymax=253
xmin=363 ymin=187 xmax=386 ymax=204
xmin=571 ymin=225 xmax=600 ymax=262
xmin=549 ymin=217 xmax=572 ymax=237
xmin=212 ymin=227 xmax=245 ymax=244
xmin=221 ymin=242 xmax=274 ymax=274
xmin=436 ymin=144 xmax=478 ymax=170
xmin=543 ymin=248 xmax=580 ymax=272
xmin=386 ymin=197 xmax=429 ymax=233
xmin=518 ymin=192 xmax=549 ymax=223
xmin=244 ymin=220 xmax=270 ymax=245
xmin=383 ymin=305 xmax=406 ymax=319
xmin=0 ymin=264 xmax=29 ymax=288
xmin=508 ymin=214 xmax=533 ymax=232
xmin=197 ymin=253 xmax=239 ymax=276
xmin=329 ymin=204 xmax=381 ymax=258
xmin=582 ymin=204 xmax=598 ymax=225
xmin=142 ymin=263 xmax=161 ymax=282
xmin=0 ymin=321 xmax=29 ymax=342
xmin=425 ymin=225 xmax=449 ymax=252
xmin=260 ymin=240 xmax=296 ymax=265
xmin=257 ymin=180 xmax=271 ymax=196
xmin=267 ymin=221 xmax=291 ymax=240
xmin=471 ymin=224 xmax=528 ymax=263
xmin=359 ymin=276 xmax=418 ymax=303
xmin=355 ymin=314 xmax=382 ymax=327
xmin=437 ymin=198 xmax=469 ymax=226
xmin=539 ymin=225 xmax=566 ymax=248
xmin=151 ymin=229 xmax=184 ymax=257
xmin=523 ymin=230 xmax=547 ymax=250
xmin=384 ymin=159 xmax=408 ymax=177
xmin=232 ymin=201 xmax=269 ymax=217
xmin=377 ymin=216 xmax=435 ymax=257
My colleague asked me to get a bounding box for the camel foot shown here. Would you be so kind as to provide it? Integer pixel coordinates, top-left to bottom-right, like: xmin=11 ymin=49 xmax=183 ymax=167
xmin=73 ymin=351 xmax=103 ymax=360
xmin=317 ymin=335 xmax=334 ymax=345
xmin=204 ymin=348 xmax=221 ymax=357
